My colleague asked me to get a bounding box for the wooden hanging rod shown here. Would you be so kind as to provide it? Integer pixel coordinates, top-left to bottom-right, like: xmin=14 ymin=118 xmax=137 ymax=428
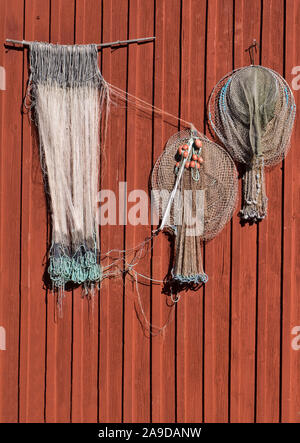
xmin=5 ymin=36 xmax=155 ymax=48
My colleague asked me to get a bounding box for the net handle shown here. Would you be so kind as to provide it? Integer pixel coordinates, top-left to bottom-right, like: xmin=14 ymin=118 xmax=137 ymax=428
xmin=158 ymin=132 xmax=196 ymax=232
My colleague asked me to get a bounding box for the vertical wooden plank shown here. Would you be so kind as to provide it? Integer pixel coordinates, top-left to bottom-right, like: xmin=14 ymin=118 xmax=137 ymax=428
xmin=256 ymin=0 xmax=284 ymax=423
xmin=176 ymin=0 xmax=207 ymax=423
xmin=71 ymin=0 xmax=101 ymax=423
xmin=230 ymin=0 xmax=261 ymax=423
xmin=0 ymin=0 xmax=24 ymax=423
xmin=122 ymin=0 xmax=154 ymax=423
xmin=45 ymin=0 xmax=75 ymax=423
xmin=151 ymin=0 xmax=181 ymax=423
xmin=204 ymin=0 xmax=233 ymax=423
xmin=282 ymin=0 xmax=300 ymax=424
xmin=19 ymin=0 xmax=50 ymax=423
xmin=98 ymin=0 xmax=127 ymax=423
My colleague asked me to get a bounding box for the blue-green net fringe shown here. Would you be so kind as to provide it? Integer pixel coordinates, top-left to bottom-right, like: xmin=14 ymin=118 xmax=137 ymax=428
xmin=171 ymin=269 xmax=208 ymax=285
xmin=48 ymin=244 xmax=102 ymax=288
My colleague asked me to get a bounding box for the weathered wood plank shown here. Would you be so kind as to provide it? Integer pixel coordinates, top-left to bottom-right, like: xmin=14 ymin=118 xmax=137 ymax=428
xmin=176 ymin=0 xmax=207 ymax=424
xmin=98 ymin=0 xmax=128 ymax=423
xmin=204 ymin=0 xmax=234 ymax=423
xmin=0 ymin=0 xmax=24 ymax=423
xmin=19 ymin=0 xmax=50 ymax=423
xmin=230 ymin=0 xmax=261 ymax=423
xmin=256 ymin=0 xmax=285 ymax=423
xmin=282 ymin=0 xmax=300 ymax=424
xmin=151 ymin=0 xmax=181 ymax=423
xmin=122 ymin=0 xmax=154 ymax=424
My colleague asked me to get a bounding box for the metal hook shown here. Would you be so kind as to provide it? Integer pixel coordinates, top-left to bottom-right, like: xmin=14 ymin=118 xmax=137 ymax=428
xmin=245 ymin=39 xmax=259 ymax=65
xmin=170 ymin=291 xmax=181 ymax=303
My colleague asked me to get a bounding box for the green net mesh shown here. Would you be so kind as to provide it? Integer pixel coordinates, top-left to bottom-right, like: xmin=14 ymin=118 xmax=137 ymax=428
xmin=209 ymin=65 xmax=296 ymax=221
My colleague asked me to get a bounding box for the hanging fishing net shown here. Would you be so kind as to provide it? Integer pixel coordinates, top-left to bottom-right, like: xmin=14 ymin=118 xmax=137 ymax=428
xmin=28 ymin=42 xmax=110 ymax=291
xmin=151 ymin=128 xmax=238 ymax=286
xmin=209 ymin=65 xmax=296 ymax=221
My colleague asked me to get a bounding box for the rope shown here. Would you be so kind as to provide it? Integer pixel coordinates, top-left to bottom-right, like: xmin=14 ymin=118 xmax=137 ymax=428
xmin=132 ymin=270 xmax=176 ymax=337
xmin=107 ymin=82 xmax=195 ymax=130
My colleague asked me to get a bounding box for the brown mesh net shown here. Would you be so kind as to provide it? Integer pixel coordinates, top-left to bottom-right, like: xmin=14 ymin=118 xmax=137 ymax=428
xmin=152 ymin=128 xmax=238 ymax=287
xmin=209 ymin=65 xmax=296 ymax=221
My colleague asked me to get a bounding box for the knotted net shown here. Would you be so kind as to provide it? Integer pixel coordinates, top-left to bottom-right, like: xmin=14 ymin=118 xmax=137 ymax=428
xmin=152 ymin=128 xmax=238 ymax=286
xmin=28 ymin=42 xmax=110 ymax=291
xmin=209 ymin=65 xmax=296 ymax=221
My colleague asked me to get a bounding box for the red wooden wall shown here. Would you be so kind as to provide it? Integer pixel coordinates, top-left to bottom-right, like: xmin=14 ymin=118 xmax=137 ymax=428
xmin=0 ymin=0 xmax=300 ymax=423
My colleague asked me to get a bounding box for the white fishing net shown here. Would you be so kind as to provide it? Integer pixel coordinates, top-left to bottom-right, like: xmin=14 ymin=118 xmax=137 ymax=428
xmin=29 ymin=42 xmax=110 ymax=290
